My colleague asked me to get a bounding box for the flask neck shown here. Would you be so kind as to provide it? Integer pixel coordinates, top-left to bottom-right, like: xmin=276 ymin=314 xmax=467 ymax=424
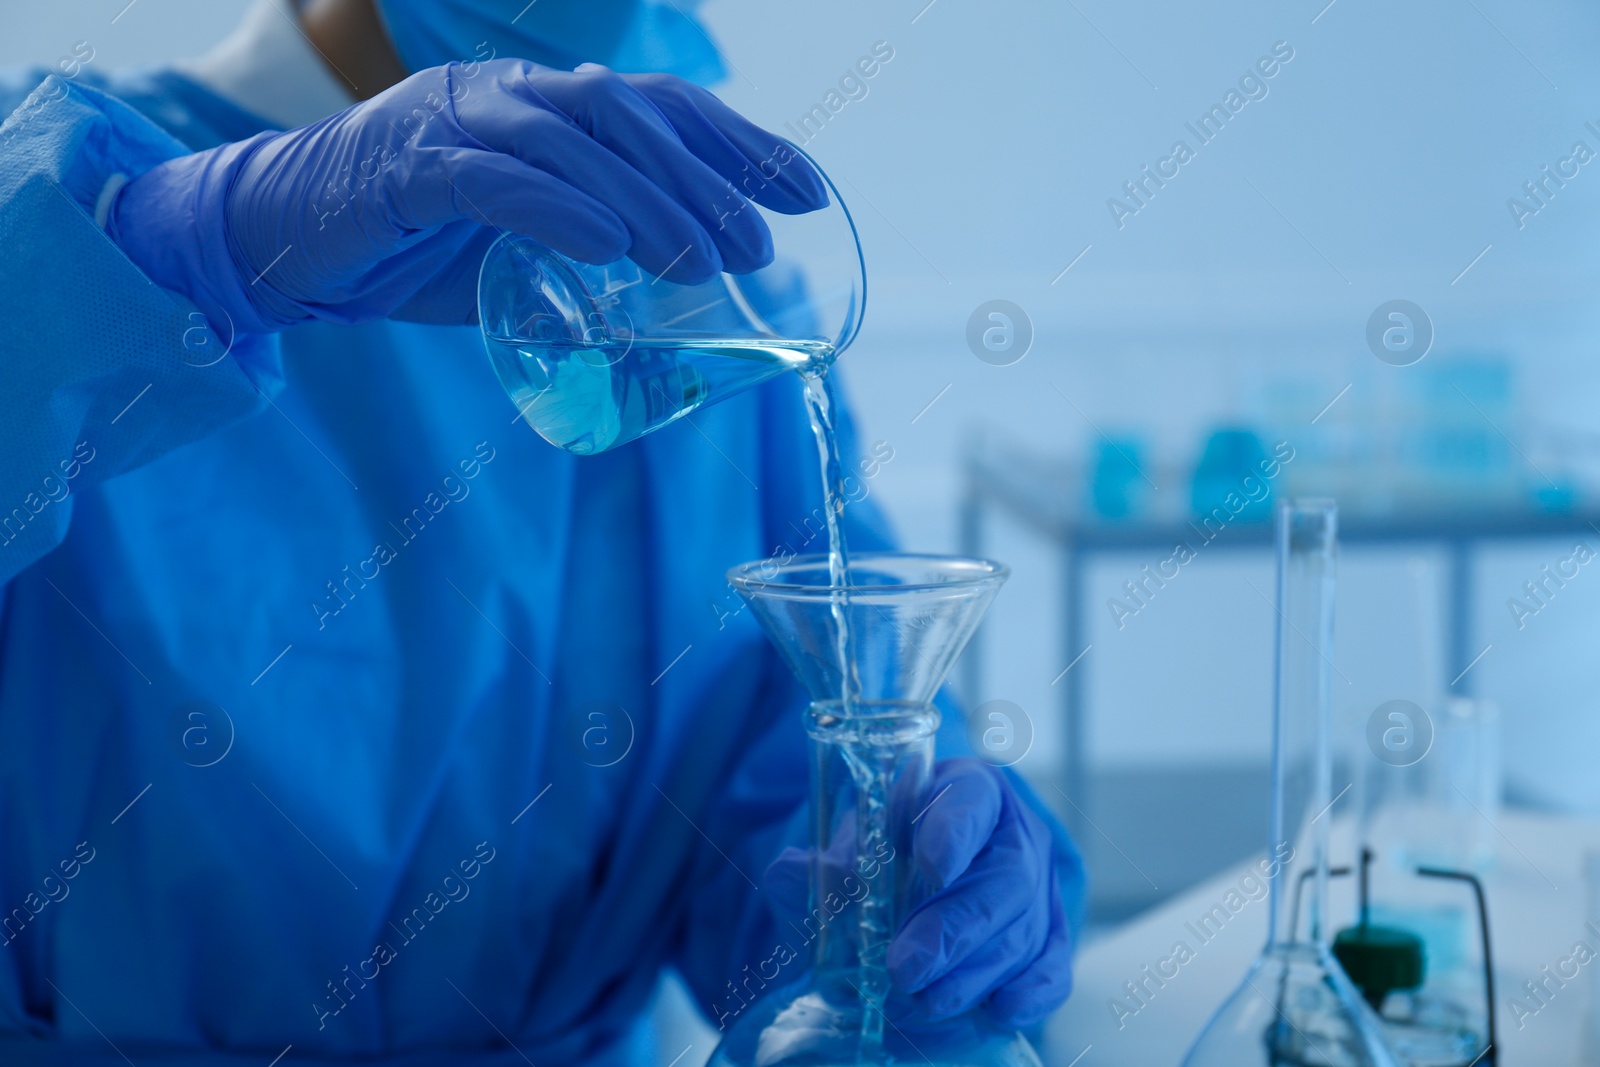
xmin=802 ymin=702 xmax=939 ymax=976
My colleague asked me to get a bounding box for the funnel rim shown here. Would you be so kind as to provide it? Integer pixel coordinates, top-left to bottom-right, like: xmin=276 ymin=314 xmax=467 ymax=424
xmin=726 ymin=551 xmax=1009 ymax=598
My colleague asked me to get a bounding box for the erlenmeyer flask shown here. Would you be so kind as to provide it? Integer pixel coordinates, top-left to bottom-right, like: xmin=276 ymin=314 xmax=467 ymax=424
xmin=1181 ymin=500 xmax=1403 ymax=1067
xmin=711 ymin=553 xmax=1041 ymax=1067
xmin=477 ymin=147 xmax=864 ymax=455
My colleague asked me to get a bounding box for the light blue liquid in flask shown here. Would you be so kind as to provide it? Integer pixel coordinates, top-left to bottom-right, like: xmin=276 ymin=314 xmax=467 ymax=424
xmin=485 ymin=331 xmax=833 ymax=455
xmin=478 ymin=151 xmax=864 ymax=455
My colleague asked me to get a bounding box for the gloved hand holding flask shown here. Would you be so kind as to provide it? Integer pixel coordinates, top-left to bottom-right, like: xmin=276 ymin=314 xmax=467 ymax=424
xmin=766 ymin=758 xmax=1076 ymax=1030
xmin=106 ymin=58 xmax=827 ymax=333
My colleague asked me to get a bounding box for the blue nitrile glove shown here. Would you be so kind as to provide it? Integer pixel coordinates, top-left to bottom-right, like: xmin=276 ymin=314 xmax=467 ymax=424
xmin=106 ymin=59 xmax=827 ymax=333
xmin=766 ymin=758 xmax=1074 ymax=1029
xmin=892 ymin=759 xmax=1074 ymax=1028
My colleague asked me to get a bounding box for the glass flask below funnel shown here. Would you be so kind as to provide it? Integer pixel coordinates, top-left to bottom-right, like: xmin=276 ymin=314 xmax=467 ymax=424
xmin=711 ymin=553 xmax=1040 ymax=1067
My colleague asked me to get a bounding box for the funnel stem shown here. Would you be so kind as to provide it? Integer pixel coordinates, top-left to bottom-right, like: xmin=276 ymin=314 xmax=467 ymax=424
xmin=808 ymin=707 xmax=934 ymax=1064
xmin=849 ymin=751 xmax=892 ymax=1057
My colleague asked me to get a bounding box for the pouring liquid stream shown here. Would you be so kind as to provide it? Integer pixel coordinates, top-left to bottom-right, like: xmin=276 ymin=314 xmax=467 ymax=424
xmin=799 ymin=367 xmax=892 ymax=1060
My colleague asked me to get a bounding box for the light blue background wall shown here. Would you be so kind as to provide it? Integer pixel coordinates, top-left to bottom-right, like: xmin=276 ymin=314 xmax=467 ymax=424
xmin=704 ymin=0 xmax=1600 ymax=830
xmin=3 ymin=2 xmax=253 ymax=70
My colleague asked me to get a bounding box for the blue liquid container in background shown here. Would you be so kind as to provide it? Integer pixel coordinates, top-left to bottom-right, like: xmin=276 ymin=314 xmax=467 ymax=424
xmin=1190 ymin=428 xmax=1274 ymax=523
xmin=1089 ymin=436 xmax=1150 ymax=520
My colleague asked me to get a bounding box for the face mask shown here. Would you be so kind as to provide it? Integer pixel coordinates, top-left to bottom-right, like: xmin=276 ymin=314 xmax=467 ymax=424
xmin=373 ymin=0 xmax=725 ymax=84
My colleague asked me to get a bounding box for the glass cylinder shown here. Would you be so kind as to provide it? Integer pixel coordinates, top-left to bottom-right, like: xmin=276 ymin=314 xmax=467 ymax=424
xmin=720 ymin=704 xmax=936 ymax=1065
xmin=1182 ymin=500 xmax=1403 ymax=1067
xmin=1269 ymin=500 xmax=1339 ymax=949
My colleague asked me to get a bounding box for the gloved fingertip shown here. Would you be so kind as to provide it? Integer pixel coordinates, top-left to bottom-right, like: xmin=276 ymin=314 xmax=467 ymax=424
xmin=987 ymin=996 xmax=1050 ymax=1031
xmin=790 ymin=163 xmax=830 ymax=213
xmin=988 ymin=942 xmax=1075 ymax=1027
xmin=912 ymin=763 xmax=1002 ymax=889
xmin=988 ymin=983 xmax=1066 ymax=1030
xmin=887 ymin=930 xmax=942 ymax=995
xmin=558 ymin=225 xmax=630 ymax=268
xmin=670 ymin=259 xmax=722 ymax=286
xmin=913 ymin=834 xmax=962 ymax=892
xmin=912 ymin=848 xmax=944 ymax=891
xmin=762 ymin=846 xmax=809 ymax=904
xmin=644 ymin=234 xmax=722 ymax=285
xmin=641 ymin=256 xmax=708 ymax=285
xmin=922 ymin=987 xmax=979 ymax=1024
xmin=763 ymin=150 xmax=830 ymax=214
xmin=710 ymin=215 xmax=774 ymax=277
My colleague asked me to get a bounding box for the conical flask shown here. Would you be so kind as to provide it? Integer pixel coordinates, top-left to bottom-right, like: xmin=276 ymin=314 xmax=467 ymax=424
xmin=711 ymin=553 xmax=1041 ymax=1067
xmin=1180 ymin=501 xmax=1402 ymax=1067
xmin=477 ymin=147 xmax=865 ymax=455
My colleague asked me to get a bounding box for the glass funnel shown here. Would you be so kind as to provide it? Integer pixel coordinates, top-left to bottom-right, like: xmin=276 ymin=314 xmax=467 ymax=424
xmin=1181 ymin=501 xmax=1403 ymax=1067
xmin=478 ymin=147 xmax=864 ymax=455
xmin=713 ymin=553 xmax=1040 ymax=1067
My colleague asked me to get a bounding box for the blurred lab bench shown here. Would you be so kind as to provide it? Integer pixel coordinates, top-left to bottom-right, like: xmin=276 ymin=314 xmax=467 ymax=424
xmin=960 ymin=434 xmax=1600 ymax=919
xmin=1040 ymin=811 xmax=1600 ymax=1066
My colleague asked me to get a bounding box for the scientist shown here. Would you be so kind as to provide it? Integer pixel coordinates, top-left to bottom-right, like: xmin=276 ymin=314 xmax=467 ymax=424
xmin=0 ymin=0 xmax=1081 ymax=1061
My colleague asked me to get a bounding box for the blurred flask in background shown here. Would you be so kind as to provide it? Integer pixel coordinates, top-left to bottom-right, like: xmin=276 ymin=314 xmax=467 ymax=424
xmin=1188 ymin=427 xmax=1273 ymax=523
xmin=1358 ymin=697 xmax=1501 ymax=875
xmin=1088 ymin=435 xmax=1149 ymax=521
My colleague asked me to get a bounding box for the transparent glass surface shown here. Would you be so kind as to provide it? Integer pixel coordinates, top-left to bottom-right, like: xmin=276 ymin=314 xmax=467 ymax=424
xmin=1270 ymin=500 xmax=1338 ymax=948
xmin=1184 ymin=944 xmax=1402 ymax=1067
xmin=478 ymin=149 xmax=865 ymax=455
xmin=713 ymin=554 xmax=1038 ymax=1067
xmin=1372 ymin=991 xmax=1480 ymax=1066
xmin=726 ymin=554 xmax=1007 ymax=709
xmin=1183 ymin=502 xmax=1404 ymax=1067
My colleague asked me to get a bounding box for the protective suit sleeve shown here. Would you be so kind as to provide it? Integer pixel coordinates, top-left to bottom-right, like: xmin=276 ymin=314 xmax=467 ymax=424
xmin=668 ymin=664 xmax=812 ymax=1032
xmin=0 ymin=75 xmax=282 ymax=583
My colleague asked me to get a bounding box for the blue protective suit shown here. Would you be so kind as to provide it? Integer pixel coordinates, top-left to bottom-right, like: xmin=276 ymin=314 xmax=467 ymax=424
xmin=0 ymin=59 xmax=1082 ymax=1067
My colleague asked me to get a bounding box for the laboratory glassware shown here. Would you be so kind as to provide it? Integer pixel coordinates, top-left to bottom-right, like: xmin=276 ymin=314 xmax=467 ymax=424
xmin=478 ymin=147 xmax=865 ymax=455
xmin=1426 ymin=698 xmax=1500 ymax=870
xmin=1359 ymin=700 xmax=1501 ymax=877
xmin=1309 ymin=853 xmax=1494 ymax=1066
xmin=1181 ymin=500 xmax=1402 ymax=1067
xmin=1346 ymin=698 xmax=1499 ymax=1064
xmin=710 ymin=552 xmax=1041 ymax=1067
